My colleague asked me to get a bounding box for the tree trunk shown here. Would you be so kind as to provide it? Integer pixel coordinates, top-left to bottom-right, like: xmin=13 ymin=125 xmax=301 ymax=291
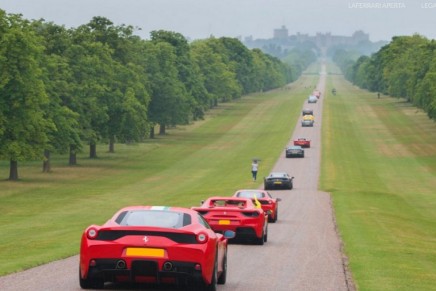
xmin=9 ymin=160 xmax=18 ymax=181
xmin=89 ymin=143 xmax=97 ymax=159
xmin=42 ymin=149 xmax=51 ymax=173
xmin=69 ymin=144 xmax=77 ymax=166
xmin=109 ymin=135 xmax=115 ymax=153
xmin=149 ymin=125 xmax=155 ymax=139
xmin=159 ymin=124 xmax=166 ymax=135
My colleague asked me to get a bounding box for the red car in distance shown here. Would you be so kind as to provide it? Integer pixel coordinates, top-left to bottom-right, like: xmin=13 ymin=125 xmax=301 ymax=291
xmin=232 ymin=189 xmax=281 ymax=223
xmin=79 ymin=206 xmax=234 ymax=290
xmin=192 ymin=197 xmax=268 ymax=245
xmin=293 ymin=137 xmax=311 ymax=148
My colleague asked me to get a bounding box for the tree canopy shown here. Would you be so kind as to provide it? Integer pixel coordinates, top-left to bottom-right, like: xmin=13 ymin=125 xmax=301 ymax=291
xmin=333 ymin=34 xmax=436 ymax=120
xmin=0 ymin=12 xmax=312 ymax=180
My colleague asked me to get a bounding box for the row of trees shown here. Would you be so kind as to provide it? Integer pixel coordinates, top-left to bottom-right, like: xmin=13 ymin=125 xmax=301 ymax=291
xmin=333 ymin=34 xmax=436 ymax=120
xmin=0 ymin=11 xmax=310 ymax=180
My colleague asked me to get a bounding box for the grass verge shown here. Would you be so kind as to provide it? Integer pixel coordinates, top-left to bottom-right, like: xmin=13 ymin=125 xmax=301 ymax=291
xmin=321 ymin=66 xmax=436 ymax=291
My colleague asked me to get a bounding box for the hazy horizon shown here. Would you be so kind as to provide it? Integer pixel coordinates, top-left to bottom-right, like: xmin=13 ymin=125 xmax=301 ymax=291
xmin=1 ymin=0 xmax=435 ymax=42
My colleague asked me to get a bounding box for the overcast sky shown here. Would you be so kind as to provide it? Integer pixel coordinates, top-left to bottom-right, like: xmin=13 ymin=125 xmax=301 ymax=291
xmin=0 ymin=0 xmax=435 ymax=42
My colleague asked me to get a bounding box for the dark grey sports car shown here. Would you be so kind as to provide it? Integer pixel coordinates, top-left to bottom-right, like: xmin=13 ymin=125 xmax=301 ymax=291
xmin=264 ymin=172 xmax=294 ymax=190
xmin=285 ymin=146 xmax=304 ymax=158
xmin=302 ymin=108 xmax=314 ymax=116
xmin=301 ymin=119 xmax=314 ymax=127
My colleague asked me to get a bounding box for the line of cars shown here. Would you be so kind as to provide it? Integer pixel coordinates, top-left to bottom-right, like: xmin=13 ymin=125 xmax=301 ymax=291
xmin=293 ymin=91 xmax=318 ymax=158
xmin=78 ymin=91 xmax=317 ymax=289
xmin=285 ymin=93 xmax=318 ymax=173
xmin=79 ymin=188 xmax=288 ymax=290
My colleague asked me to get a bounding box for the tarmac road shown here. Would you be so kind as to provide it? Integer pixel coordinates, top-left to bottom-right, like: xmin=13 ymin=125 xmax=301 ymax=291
xmin=0 ymin=64 xmax=353 ymax=291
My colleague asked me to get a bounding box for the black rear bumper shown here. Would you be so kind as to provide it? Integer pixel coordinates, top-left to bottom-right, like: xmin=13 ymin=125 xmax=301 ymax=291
xmin=86 ymin=259 xmax=203 ymax=285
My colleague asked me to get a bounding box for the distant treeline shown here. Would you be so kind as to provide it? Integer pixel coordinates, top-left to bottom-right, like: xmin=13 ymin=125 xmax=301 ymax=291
xmin=0 ymin=12 xmax=315 ymax=180
xmin=333 ymin=34 xmax=436 ymax=120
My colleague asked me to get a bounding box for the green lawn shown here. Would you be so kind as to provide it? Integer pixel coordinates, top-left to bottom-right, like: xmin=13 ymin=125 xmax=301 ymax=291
xmin=0 ymin=72 xmax=316 ymax=275
xmin=322 ymin=66 xmax=436 ymax=291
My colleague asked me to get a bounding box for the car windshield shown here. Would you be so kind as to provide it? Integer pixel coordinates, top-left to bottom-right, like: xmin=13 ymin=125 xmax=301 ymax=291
xmin=116 ymin=210 xmax=190 ymax=228
xmin=236 ymin=191 xmax=264 ymax=199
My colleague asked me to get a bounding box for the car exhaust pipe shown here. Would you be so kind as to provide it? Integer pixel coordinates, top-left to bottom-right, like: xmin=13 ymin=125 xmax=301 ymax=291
xmin=163 ymin=261 xmax=173 ymax=271
xmin=116 ymin=260 xmax=126 ymax=269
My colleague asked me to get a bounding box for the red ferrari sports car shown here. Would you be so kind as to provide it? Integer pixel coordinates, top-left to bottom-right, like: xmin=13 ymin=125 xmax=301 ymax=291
xmin=293 ymin=137 xmax=311 ymax=148
xmin=79 ymin=206 xmax=234 ymax=290
xmin=192 ymin=197 xmax=268 ymax=245
xmin=232 ymin=189 xmax=281 ymax=223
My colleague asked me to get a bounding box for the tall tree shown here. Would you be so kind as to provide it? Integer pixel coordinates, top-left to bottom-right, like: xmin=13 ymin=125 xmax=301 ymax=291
xmin=144 ymin=41 xmax=187 ymax=135
xmin=0 ymin=13 xmax=53 ymax=180
xmin=150 ymin=30 xmax=206 ymax=120
xmin=216 ymin=37 xmax=256 ymax=95
xmin=66 ymin=39 xmax=111 ymax=160
xmin=191 ymin=40 xmax=240 ymax=105
xmin=33 ymin=21 xmax=82 ymax=171
xmin=83 ymin=17 xmax=150 ymax=151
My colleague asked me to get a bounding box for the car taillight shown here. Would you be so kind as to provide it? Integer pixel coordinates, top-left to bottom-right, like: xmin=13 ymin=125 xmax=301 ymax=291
xmin=87 ymin=228 xmax=98 ymax=239
xmin=196 ymin=232 xmax=208 ymax=243
xmin=242 ymin=211 xmax=260 ymax=217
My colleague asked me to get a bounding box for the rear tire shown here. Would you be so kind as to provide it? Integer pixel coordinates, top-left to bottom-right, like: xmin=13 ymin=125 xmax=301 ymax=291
xmin=264 ymin=225 xmax=268 ymax=243
xmin=256 ymin=230 xmax=265 ymax=245
xmin=217 ymin=251 xmax=227 ymax=285
xmin=273 ymin=208 xmax=278 ymax=222
xmin=79 ymin=268 xmax=104 ymax=289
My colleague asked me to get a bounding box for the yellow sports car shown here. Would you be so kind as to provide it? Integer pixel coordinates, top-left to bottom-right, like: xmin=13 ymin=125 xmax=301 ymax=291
xmin=303 ymin=114 xmax=314 ymax=121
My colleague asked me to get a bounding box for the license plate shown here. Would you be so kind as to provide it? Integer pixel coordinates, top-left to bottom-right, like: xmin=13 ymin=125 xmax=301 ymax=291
xmin=126 ymin=248 xmax=165 ymax=258
xmin=219 ymin=219 xmax=230 ymax=225
xmin=274 ymin=181 xmax=282 ymax=184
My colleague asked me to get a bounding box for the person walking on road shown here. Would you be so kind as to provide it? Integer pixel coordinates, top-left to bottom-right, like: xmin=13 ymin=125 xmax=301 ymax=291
xmin=251 ymin=160 xmax=259 ymax=181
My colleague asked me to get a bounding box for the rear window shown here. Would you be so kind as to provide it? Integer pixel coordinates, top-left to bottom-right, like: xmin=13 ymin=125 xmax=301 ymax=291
xmin=236 ymin=191 xmax=264 ymax=199
xmin=210 ymin=199 xmax=247 ymax=207
xmin=116 ymin=210 xmax=191 ymax=228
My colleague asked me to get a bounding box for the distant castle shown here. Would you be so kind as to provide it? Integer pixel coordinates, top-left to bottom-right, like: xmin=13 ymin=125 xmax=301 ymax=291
xmin=243 ymin=25 xmax=381 ymax=57
xmin=272 ymin=25 xmax=370 ymax=47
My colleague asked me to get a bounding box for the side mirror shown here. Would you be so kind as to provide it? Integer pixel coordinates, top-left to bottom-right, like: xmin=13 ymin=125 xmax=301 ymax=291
xmin=223 ymin=230 xmax=236 ymax=239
